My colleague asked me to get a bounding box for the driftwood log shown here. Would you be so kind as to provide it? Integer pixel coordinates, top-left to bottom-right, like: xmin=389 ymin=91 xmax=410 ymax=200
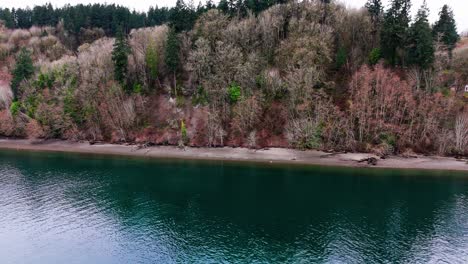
xmin=357 ymin=157 xmax=379 ymax=166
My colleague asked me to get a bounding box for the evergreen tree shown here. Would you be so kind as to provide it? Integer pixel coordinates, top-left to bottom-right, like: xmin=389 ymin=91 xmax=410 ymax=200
xmin=365 ymin=0 xmax=383 ymax=47
xmin=218 ymin=0 xmax=230 ymax=14
xmin=169 ymin=0 xmax=197 ymax=32
xmin=407 ymin=1 xmax=434 ymax=69
xmin=165 ymin=27 xmax=180 ymax=96
xmin=380 ymin=0 xmax=411 ymax=66
xmin=205 ymin=0 xmax=216 ymax=10
xmin=365 ymin=0 xmax=383 ymax=23
xmin=0 ymin=8 xmax=15 ymax=28
xmin=11 ymin=48 xmax=34 ymax=101
xmin=433 ymin=5 xmax=459 ymax=58
xmin=111 ymin=29 xmax=130 ymax=88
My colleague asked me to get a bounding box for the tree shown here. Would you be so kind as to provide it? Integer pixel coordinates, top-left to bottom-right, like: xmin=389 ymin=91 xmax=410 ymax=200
xmin=169 ymin=0 xmax=197 ymax=32
xmin=218 ymin=0 xmax=230 ymax=14
xmin=145 ymin=41 xmax=159 ymax=89
xmin=0 ymin=8 xmax=15 ymax=28
xmin=454 ymin=112 xmax=468 ymax=154
xmin=433 ymin=5 xmax=459 ymax=59
xmin=365 ymin=0 xmax=383 ymax=23
xmin=365 ymin=0 xmax=383 ymax=46
xmin=407 ymin=1 xmax=434 ymax=69
xmin=111 ymin=29 xmax=130 ymax=88
xmin=380 ymin=0 xmax=411 ymax=66
xmin=11 ymin=48 xmax=34 ymax=101
xmin=165 ymin=27 xmax=180 ymax=96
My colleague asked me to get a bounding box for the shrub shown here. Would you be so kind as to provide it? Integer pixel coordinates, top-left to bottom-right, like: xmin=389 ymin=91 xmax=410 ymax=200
xmin=335 ymin=47 xmax=347 ymax=69
xmin=192 ymin=86 xmax=208 ymax=106
xmin=228 ymin=82 xmax=241 ymax=103
xmin=181 ymin=120 xmax=188 ymax=145
xmin=368 ymin=48 xmax=381 ymax=65
xmin=10 ymin=101 xmax=20 ymax=115
xmin=232 ymin=95 xmax=262 ymax=136
xmin=133 ymin=83 xmax=143 ymax=94
xmin=286 ymin=118 xmax=323 ymax=149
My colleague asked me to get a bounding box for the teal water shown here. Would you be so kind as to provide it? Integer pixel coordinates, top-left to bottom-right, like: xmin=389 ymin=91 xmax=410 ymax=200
xmin=0 ymin=150 xmax=467 ymax=263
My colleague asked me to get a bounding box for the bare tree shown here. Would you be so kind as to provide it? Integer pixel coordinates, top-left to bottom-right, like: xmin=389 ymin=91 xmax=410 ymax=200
xmin=454 ymin=112 xmax=468 ymax=154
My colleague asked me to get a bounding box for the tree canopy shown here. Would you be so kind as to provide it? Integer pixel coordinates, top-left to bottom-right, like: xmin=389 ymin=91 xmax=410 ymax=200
xmin=433 ymin=4 xmax=459 ymax=56
xmin=10 ymin=48 xmax=34 ymax=101
xmin=407 ymin=1 xmax=434 ymax=69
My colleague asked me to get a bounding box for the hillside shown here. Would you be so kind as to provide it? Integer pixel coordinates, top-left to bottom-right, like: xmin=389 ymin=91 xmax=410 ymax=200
xmin=0 ymin=0 xmax=467 ymax=157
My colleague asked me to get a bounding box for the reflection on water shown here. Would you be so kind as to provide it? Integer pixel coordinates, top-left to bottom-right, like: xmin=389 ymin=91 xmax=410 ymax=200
xmin=0 ymin=150 xmax=467 ymax=263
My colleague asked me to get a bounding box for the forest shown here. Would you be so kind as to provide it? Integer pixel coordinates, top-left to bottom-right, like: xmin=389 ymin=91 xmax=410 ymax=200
xmin=0 ymin=0 xmax=467 ymax=157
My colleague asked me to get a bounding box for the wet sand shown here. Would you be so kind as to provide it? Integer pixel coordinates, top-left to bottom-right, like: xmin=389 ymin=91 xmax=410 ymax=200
xmin=0 ymin=139 xmax=467 ymax=172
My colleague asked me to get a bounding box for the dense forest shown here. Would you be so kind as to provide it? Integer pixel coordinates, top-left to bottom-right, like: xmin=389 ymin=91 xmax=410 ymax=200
xmin=0 ymin=0 xmax=467 ymax=156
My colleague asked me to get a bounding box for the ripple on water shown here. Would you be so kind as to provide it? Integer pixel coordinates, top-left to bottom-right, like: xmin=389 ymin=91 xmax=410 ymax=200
xmin=0 ymin=150 xmax=467 ymax=263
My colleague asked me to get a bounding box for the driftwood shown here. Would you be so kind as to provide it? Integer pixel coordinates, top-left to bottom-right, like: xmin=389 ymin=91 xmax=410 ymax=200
xmin=132 ymin=142 xmax=154 ymax=152
xmin=357 ymin=157 xmax=379 ymax=166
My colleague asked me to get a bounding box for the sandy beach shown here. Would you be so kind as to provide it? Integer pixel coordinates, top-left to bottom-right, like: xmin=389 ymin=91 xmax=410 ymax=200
xmin=0 ymin=139 xmax=467 ymax=172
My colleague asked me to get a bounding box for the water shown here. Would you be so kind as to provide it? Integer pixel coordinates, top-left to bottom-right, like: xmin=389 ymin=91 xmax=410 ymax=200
xmin=0 ymin=150 xmax=467 ymax=263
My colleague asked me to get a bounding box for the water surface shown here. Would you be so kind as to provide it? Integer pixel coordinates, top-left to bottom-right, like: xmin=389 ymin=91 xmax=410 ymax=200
xmin=0 ymin=150 xmax=467 ymax=263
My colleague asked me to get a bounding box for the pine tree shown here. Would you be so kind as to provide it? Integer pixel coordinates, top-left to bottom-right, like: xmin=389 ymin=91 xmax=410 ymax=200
xmin=165 ymin=27 xmax=180 ymax=96
xmin=433 ymin=5 xmax=459 ymax=58
xmin=111 ymin=29 xmax=130 ymax=88
xmin=169 ymin=0 xmax=197 ymax=32
xmin=0 ymin=8 xmax=15 ymax=28
xmin=11 ymin=48 xmax=34 ymax=101
xmin=365 ymin=0 xmax=383 ymax=47
xmin=407 ymin=1 xmax=434 ymax=69
xmin=218 ymin=0 xmax=230 ymax=14
xmin=365 ymin=0 xmax=383 ymax=23
xmin=380 ymin=0 xmax=411 ymax=66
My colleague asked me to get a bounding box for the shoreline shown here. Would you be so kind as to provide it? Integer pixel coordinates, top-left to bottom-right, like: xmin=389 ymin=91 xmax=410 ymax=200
xmin=0 ymin=139 xmax=467 ymax=172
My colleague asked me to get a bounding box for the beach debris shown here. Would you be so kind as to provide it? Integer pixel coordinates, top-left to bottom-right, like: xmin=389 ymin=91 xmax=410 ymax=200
xmin=132 ymin=142 xmax=153 ymax=152
xmin=357 ymin=156 xmax=379 ymax=166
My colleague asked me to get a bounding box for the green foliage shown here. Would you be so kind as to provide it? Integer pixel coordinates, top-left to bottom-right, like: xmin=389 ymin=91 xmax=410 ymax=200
xmin=145 ymin=42 xmax=159 ymax=81
xmin=63 ymin=87 xmax=84 ymax=125
xmin=0 ymin=8 xmax=15 ymax=28
xmin=181 ymin=120 xmax=188 ymax=144
xmin=441 ymin=87 xmax=450 ymax=97
xmin=165 ymin=27 xmax=180 ymax=93
xmin=379 ymin=132 xmax=396 ymax=148
xmin=10 ymin=101 xmax=20 ymax=116
xmin=255 ymin=75 xmax=266 ymax=90
xmin=380 ymin=0 xmax=411 ymax=66
xmin=169 ymin=0 xmax=198 ymax=32
xmin=24 ymin=95 xmax=39 ymax=118
xmin=165 ymin=27 xmax=180 ymax=74
xmin=228 ymin=83 xmax=241 ymax=103
xmin=176 ymin=95 xmax=186 ymax=108
xmin=192 ymin=86 xmax=208 ymax=105
xmin=133 ymin=83 xmax=143 ymax=94
xmin=407 ymin=3 xmax=434 ymax=69
xmin=35 ymin=72 xmax=54 ymax=89
xmin=368 ymin=48 xmax=381 ymax=65
xmin=291 ymin=121 xmax=323 ymax=150
xmin=11 ymin=48 xmax=34 ymax=101
xmin=335 ymin=47 xmax=347 ymax=69
xmin=433 ymin=5 xmax=459 ymax=56
xmin=365 ymin=0 xmax=383 ymax=23
xmin=111 ymin=29 xmax=131 ymax=87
